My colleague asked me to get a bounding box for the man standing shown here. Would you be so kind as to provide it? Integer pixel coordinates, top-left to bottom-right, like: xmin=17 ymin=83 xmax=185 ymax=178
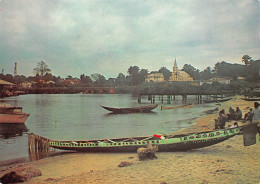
xmin=252 ymin=102 xmax=260 ymax=136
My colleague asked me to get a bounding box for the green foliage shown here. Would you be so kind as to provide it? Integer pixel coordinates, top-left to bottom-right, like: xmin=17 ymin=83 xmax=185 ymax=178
xmin=183 ymin=64 xmax=200 ymax=80
xmin=242 ymin=55 xmax=254 ymax=65
xmin=90 ymin=73 xmax=107 ymax=87
xmin=127 ymin=66 xmax=149 ymax=86
xmin=159 ymin=67 xmax=171 ymax=81
xmin=33 ymin=61 xmax=51 ymax=77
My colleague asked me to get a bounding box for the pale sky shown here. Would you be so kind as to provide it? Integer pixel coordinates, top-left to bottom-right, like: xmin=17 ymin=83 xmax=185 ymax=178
xmin=0 ymin=0 xmax=259 ymax=78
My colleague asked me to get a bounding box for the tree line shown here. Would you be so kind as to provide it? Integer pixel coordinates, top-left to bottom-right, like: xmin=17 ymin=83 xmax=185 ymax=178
xmin=0 ymin=55 xmax=259 ymax=88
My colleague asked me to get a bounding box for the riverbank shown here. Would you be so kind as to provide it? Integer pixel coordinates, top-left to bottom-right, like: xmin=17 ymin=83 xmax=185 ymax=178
xmin=1 ymin=97 xmax=259 ymax=184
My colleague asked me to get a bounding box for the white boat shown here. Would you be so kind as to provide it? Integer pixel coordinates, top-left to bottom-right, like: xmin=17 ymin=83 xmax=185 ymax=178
xmin=0 ymin=104 xmax=30 ymax=124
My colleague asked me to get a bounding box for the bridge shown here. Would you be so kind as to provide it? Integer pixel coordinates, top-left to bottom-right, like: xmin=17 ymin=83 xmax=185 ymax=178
xmin=137 ymin=93 xmax=233 ymax=104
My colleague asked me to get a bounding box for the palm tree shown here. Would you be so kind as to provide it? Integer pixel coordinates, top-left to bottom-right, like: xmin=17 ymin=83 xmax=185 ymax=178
xmin=242 ymin=55 xmax=253 ymax=66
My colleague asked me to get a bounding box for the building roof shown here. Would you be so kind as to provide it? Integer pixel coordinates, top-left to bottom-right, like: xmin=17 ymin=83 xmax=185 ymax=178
xmin=0 ymin=79 xmax=15 ymax=85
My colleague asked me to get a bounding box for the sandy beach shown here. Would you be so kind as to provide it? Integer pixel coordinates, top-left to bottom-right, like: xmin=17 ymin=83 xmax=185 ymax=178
xmin=1 ymin=96 xmax=260 ymax=184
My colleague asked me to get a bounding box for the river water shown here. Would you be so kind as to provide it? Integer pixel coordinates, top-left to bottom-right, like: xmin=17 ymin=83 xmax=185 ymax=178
xmin=0 ymin=94 xmax=218 ymax=164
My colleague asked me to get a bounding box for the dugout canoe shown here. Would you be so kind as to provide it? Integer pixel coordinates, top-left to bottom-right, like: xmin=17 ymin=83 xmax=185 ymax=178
xmin=161 ymin=103 xmax=194 ymax=110
xmin=203 ymin=97 xmax=233 ymax=103
xmin=28 ymin=127 xmax=241 ymax=153
xmin=241 ymin=97 xmax=260 ymax=101
xmin=101 ymin=104 xmax=158 ymax=113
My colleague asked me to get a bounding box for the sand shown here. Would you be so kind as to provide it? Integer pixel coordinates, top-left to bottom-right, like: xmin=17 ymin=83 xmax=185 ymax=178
xmin=1 ymin=96 xmax=260 ymax=184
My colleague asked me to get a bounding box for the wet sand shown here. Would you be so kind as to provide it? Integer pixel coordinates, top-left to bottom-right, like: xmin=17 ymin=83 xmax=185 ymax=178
xmin=1 ymin=96 xmax=260 ymax=184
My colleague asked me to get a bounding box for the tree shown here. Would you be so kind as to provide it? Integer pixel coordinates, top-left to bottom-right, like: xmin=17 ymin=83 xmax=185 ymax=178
xmin=138 ymin=69 xmax=148 ymax=84
xmin=80 ymin=74 xmax=92 ymax=86
xmin=42 ymin=73 xmax=54 ymax=82
xmin=159 ymin=67 xmax=171 ymax=81
xmin=183 ymin=64 xmax=200 ymax=80
xmin=200 ymin=67 xmax=213 ymax=80
xmin=117 ymin=73 xmax=126 ymax=86
xmin=127 ymin=66 xmax=140 ymax=85
xmin=242 ymin=55 xmax=254 ymax=66
xmin=33 ymin=61 xmax=51 ymax=77
xmin=90 ymin=73 xmax=107 ymax=87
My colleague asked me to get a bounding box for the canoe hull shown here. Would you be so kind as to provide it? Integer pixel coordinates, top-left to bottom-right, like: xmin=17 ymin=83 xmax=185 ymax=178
xmin=101 ymin=104 xmax=158 ymax=113
xmin=161 ymin=104 xmax=194 ymax=110
xmin=0 ymin=113 xmax=30 ymax=124
xmin=48 ymin=127 xmax=241 ymax=153
xmin=241 ymin=98 xmax=260 ymax=101
xmin=50 ymin=135 xmax=234 ymax=152
xmin=203 ymin=97 xmax=233 ymax=103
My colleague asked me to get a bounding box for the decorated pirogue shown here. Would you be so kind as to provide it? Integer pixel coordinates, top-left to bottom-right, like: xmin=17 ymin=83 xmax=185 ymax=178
xmin=28 ymin=127 xmax=241 ymax=153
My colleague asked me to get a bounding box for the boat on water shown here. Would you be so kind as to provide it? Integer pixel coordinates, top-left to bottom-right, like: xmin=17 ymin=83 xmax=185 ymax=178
xmin=28 ymin=127 xmax=241 ymax=153
xmin=241 ymin=97 xmax=260 ymax=101
xmin=203 ymin=97 xmax=233 ymax=103
xmin=0 ymin=104 xmax=30 ymax=124
xmin=161 ymin=103 xmax=194 ymax=110
xmin=101 ymin=104 xmax=158 ymax=113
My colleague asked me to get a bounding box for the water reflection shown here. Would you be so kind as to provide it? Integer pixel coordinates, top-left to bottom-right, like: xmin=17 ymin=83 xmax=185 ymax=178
xmin=0 ymin=124 xmax=28 ymax=139
xmin=28 ymin=150 xmax=74 ymax=161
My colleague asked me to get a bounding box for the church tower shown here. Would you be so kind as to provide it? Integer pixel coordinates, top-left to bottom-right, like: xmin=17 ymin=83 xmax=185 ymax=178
xmin=173 ymin=58 xmax=178 ymax=73
xmin=169 ymin=58 xmax=194 ymax=82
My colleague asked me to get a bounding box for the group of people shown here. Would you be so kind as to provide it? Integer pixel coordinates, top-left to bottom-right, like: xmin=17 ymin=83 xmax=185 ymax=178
xmin=214 ymin=107 xmax=242 ymax=130
xmin=228 ymin=107 xmax=242 ymax=120
xmin=214 ymin=102 xmax=260 ymax=133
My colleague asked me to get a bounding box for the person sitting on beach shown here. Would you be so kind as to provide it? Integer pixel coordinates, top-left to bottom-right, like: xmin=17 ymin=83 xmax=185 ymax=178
xmin=243 ymin=108 xmax=253 ymax=123
xmin=215 ymin=109 xmax=228 ymax=129
xmin=228 ymin=107 xmax=236 ymax=120
xmin=235 ymin=107 xmax=242 ymax=120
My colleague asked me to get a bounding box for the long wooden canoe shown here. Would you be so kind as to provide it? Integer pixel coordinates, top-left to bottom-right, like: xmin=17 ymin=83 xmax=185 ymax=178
xmin=203 ymin=97 xmax=233 ymax=103
xmin=101 ymin=104 xmax=158 ymax=113
xmin=161 ymin=103 xmax=194 ymax=110
xmin=28 ymin=127 xmax=241 ymax=153
xmin=241 ymin=97 xmax=260 ymax=101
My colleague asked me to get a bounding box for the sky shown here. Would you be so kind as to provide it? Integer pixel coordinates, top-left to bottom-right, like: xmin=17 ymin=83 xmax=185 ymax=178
xmin=0 ymin=0 xmax=259 ymax=79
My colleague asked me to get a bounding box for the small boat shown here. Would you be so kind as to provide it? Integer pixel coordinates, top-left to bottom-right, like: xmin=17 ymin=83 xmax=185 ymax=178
xmin=28 ymin=127 xmax=241 ymax=153
xmin=101 ymin=104 xmax=158 ymax=113
xmin=0 ymin=104 xmax=30 ymax=124
xmin=241 ymin=97 xmax=260 ymax=101
xmin=204 ymin=107 xmax=219 ymax=114
xmin=203 ymin=97 xmax=233 ymax=103
xmin=161 ymin=103 xmax=194 ymax=110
